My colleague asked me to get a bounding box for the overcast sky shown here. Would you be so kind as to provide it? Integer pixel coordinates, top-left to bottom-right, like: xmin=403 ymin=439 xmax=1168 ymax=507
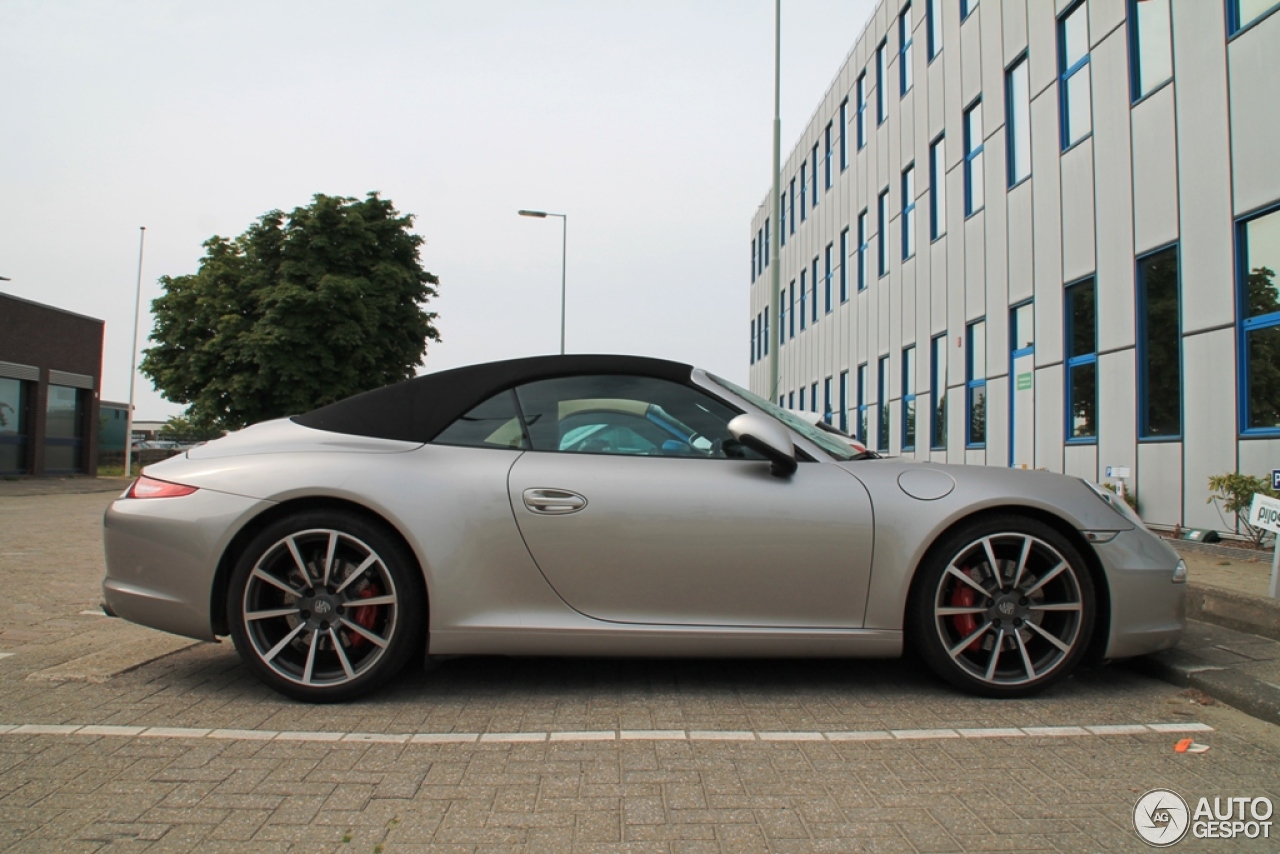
xmin=1 ymin=0 xmax=876 ymax=420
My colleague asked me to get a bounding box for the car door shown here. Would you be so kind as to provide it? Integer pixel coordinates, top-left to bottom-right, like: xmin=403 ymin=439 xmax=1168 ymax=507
xmin=505 ymin=374 xmax=876 ymax=628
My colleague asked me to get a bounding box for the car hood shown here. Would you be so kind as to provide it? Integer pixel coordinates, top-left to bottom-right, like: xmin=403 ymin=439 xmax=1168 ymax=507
xmin=184 ymin=418 xmax=422 ymax=461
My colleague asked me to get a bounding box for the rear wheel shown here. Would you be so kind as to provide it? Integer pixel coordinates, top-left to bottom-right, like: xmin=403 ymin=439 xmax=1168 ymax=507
xmin=910 ymin=515 xmax=1095 ymax=697
xmin=227 ymin=511 xmax=425 ymax=702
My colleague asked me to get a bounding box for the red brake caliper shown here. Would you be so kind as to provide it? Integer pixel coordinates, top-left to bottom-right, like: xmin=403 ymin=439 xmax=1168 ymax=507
xmin=951 ymin=570 xmax=981 ymax=652
xmin=348 ymin=584 xmax=379 ymax=648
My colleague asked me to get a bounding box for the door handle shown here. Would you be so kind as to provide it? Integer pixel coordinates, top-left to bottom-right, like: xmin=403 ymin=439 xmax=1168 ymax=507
xmin=522 ymin=488 xmax=588 ymax=515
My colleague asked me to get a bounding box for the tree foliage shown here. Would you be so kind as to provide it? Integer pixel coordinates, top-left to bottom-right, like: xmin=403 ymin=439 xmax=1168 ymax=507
xmin=1207 ymin=472 xmax=1279 ymax=549
xmin=141 ymin=193 xmax=440 ymax=431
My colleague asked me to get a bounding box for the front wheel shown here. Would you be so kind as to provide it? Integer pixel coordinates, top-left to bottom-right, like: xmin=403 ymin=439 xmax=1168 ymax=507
xmin=227 ymin=511 xmax=425 ymax=702
xmin=909 ymin=516 xmax=1096 ymax=697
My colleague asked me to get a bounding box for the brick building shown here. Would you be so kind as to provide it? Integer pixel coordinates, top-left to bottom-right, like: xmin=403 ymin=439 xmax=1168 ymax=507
xmin=0 ymin=293 xmax=104 ymax=476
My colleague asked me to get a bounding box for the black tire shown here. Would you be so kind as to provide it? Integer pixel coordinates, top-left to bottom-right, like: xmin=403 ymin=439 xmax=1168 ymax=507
xmin=909 ymin=515 xmax=1096 ymax=698
xmin=227 ymin=510 xmax=425 ymax=702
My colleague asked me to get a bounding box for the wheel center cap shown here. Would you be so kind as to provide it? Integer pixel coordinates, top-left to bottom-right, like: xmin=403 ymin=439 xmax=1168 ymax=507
xmin=989 ymin=594 xmax=1026 ymax=622
xmin=301 ymin=593 xmax=341 ymax=629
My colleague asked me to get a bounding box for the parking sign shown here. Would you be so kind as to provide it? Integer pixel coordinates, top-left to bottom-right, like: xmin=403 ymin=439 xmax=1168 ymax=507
xmin=1273 ymin=469 xmax=1280 ymax=491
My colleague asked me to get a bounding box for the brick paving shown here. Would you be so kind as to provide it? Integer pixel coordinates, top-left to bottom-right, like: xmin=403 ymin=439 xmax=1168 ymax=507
xmin=1 ymin=489 xmax=1279 ymax=851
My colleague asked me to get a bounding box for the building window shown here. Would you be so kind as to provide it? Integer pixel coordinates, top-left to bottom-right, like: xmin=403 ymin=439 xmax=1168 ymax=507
xmin=902 ymin=164 xmax=916 ymax=260
xmin=839 ymin=99 xmax=849 ymax=170
xmin=961 ymin=0 xmax=978 ymax=20
xmin=763 ymin=307 xmax=769 ymax=356
xmin=810 ymin=381 xmax=818 ymax=413
xmin=799 ymin=386 xmax=806 ymax=412
xmin=1138 ymin=245 xmax=1181 ymax=439
xmin=857 ymin=210 xmax=870 ymax=291
xmin=964 ymin=99 xmax=984 ymax=216
xmin=798 ymin=275 xmax=807 ymax=332
xmin=856 ymin=72 xmax=867 ymax=150
xmin=839 ymin=370 xmax=849 ymax=433
xmin=751 ymin=235 xmax=757 ymax=283
xmin=811 ymin=143 xmax=820 ymax=207
xmin=878 ymin=188 xmax=890 ymax=277
xmin=789 ymin=391 xmax=796 ymax=409
xmin=930 ymin=136 xmax=946 ymax=240
xmin=0 ymin=377 xmax=30 ymax=475
xmin=839 ymin=227 xmax=850 ymax=303
xmin=900 ymin=4 xmax=913 ymax=96
xmin=856 ymin=363 xmax=869 ymax=442
xmin=877 ymin=355 xmax=890 ymax=452
xmin=824 ymin=377 xmax=834 ymax=424
xmin=781 ymin=284 xmax=791 ymax=343
xmin=824 ymin=243 xmax=834 ymax=313
xmin=967 ymin=320 xmax=987 ymax=447
xmin=789 ymin=179 xmax=797 ymax=234
xmin=764 ymin=218 xmax=770 ymax=267
xmin=750 ymin=318 xmax=756 ymax=365
xmin=927 ymin=0 xmax=942 ymax=60
xmin=800 ymin=162 xmax=808 ymax=222
xmin=931 ymin=333 xmax=947 ymax=450
xmin=824 ymin=122 xmax=833 ymax=190
xmin=1006 ymin=55 xmax=1031 ymax=186
xmin=1239 ymin=205 xmax=1280 ymax=433
xmin=876 ymin=39 xmax=888 ymax=125
xmin=1229 ymin=0 xmax=1280 ymax=34
xmin=1059 ymin=1 xmax=1092 ymax=149
xmin=1065 ymin=279 xmax=1098 ymax=441
xmin=45 ymin=384 xmax=85 ymax=473
xmin=780 ymin=193 xmax=787 ymax=247
xmin=1130 ymin=0 xmax=1172 ymax=100
xmin=902 ymin=344 xmax=917 ymax=451
xmin=811 ymin=257 xmax=820 ymax=323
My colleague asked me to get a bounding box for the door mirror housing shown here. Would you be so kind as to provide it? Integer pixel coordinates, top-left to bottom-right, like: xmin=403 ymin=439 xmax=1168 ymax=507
xmin=728 ymin=414 xmax=798 ymax=477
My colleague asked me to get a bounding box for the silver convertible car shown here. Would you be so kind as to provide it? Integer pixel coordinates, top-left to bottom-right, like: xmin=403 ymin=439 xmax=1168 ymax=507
xmin=103 ymin=355 xmax=1186 ymax=702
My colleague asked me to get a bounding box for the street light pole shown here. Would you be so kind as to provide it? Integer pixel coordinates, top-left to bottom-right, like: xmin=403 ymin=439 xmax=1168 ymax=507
xmin=518 ymin=209 xmax=568 ymax=355
xmin=768 ymin=0 xmax=782 ymax=402
xmin=123 ymin=226 xmax=146 ymax=479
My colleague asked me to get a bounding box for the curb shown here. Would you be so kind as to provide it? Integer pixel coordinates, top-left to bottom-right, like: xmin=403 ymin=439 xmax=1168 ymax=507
xmin=1186 ymin=583 xmax=1280 ymax=642
xmin=1126 ymin=649 xmax=1280 ymax=729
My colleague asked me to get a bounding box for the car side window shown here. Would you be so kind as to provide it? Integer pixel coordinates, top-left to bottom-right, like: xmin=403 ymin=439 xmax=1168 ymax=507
xmin=431 ymin=389 xmax=528 ymax=450
xmin=513 ymin=374 xmax=764 ymax=460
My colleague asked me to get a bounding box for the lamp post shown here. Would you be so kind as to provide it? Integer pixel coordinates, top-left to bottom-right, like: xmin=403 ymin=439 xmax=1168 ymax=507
xmin=517 ymin=209 xmax=567 ymax=355
xmin=123 ymin=226 xmax=146 ymax=479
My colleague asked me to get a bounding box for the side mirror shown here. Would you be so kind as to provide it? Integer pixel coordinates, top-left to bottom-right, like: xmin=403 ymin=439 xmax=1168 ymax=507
xmin=728 ymin=413 xmax=798 ymax=477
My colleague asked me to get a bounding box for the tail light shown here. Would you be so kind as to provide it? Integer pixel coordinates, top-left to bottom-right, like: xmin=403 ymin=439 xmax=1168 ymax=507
xmin=126 ymin=476 xmax=198 ymax=499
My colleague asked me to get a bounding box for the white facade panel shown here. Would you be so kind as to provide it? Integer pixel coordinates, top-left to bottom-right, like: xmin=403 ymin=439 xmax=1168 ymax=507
xmin=1228 ymin=11 xmax=1280 ymax=216
xmin=1130 ymin=86 xmax=1178 ymax=256
xmin=1030 ymin=87 xmax=1063 ymax=367
xmin=1137 ymin=441 xmax=1182 ymax=527
xmin=1091 ymin=28 xmax=1135 ymax=354
xmin=1182 ymin=328 xmax=1238 ymax=531
xmin=1006 ymin=182 xmax=1034 ymax=304
xmin=1002 ymin=0 xmax=1028 ymax=66
xmin=1060 ymin=141 xmax=1097 ymax=284
xmin=1097 ymin=348 xmax=1137 ymax=504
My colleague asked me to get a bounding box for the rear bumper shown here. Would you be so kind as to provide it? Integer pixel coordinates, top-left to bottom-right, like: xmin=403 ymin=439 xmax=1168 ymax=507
xmin=102 ymin=488 xmax=270 ymax=642
xmin=1095 ymin=528 xmax=1187 ymax=659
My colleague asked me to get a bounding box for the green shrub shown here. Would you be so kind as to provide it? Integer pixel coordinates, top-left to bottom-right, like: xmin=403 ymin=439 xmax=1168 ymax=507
xmin=1206 ymin=472 xmax=1279 ymax=549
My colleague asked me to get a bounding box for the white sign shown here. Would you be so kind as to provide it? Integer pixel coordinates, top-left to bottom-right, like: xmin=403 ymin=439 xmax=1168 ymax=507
xmin=1106 ymin=465 xmax=1131 ymax=479
xmin=1251 ymin=494 xmax=1280 ymax=535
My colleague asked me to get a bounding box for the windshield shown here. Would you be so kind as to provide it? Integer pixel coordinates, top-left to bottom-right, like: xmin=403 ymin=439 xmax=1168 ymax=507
xmin=706 ymin=373 xmax=861 ymax=461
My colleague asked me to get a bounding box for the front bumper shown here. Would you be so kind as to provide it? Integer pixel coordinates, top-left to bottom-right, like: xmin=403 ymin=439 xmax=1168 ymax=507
xmin=103 ymin=487 xmax=271 ymax=642
xmin=1095 ymin=527 xmax=1187 ymax=659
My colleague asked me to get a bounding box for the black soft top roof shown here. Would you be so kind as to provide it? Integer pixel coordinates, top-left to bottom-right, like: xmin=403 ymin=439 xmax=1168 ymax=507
xmin=292 ymin=354 xmax=695 ymax=443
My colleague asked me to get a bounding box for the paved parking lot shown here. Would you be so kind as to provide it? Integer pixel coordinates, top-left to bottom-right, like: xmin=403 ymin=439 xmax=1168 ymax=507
xmin=2 ymin=488 xmax=1279 ymax=851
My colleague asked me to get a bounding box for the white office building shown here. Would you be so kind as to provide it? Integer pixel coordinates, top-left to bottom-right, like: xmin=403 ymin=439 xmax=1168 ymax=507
xmin=748 ymin=0 xmax=1280 ymax=533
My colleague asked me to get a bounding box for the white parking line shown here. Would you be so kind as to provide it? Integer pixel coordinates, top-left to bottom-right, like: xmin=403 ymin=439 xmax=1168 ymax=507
xmin=0 ymin=722 xmax=1216 ymax=743
xmin=0 ymin=653 xmax=14 ymax=660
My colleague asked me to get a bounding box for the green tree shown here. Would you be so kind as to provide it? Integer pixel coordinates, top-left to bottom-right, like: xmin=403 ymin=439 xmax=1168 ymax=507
xmin=158 ymin=415 xmax=224 ymax=443
xmin=141 ymin=193 xmax=440 ymax=431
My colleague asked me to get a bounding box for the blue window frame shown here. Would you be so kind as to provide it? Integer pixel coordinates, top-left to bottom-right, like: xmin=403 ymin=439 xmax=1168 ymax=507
xmin=789 ymin=179 xmax=796 ymax=234
xmin=876 ymin=40 xmax=887 ymax=125
xmin=926 ymin=0 xmax=942 ymax=60
xmin=839 ymin=99 xmax=849 ymax=170
xmin=878 ymin=188 xmax=889 ymax=277
xmin=839 ymin=228 xmax=850 ymax=303
xmin=967 ymin=319 xmax=987 ymax=447
xmin=961 ymin=0 xmax=978 ymax=20
xmin=824 ymin=243 xmax=834 ymax=313
xmin=857 ymin=210 xmax=870 ymax=292
xmin=800 ymin=162 xmax=808 ymax=222
xmin=1129 ymin=0 xmax=1172 ymax=100
xmin=899 ymin=4 xmax=913 ymax=96
xmin=930 ymin=135 xmax=946 ymax=240
xmin=811 ymin=257 xmax=820 ymax=323
xmin=762 ymin=307 xmax=769 ymax=357
xmin=824 ymin=123 xmax=833 ymax=190
xmin=839 ymin=370 xmax=849 ymax=433
xmin=1238 ymin=204 xmax=1280 ymax=434
xmin=1229 ymin=0 xmax=1280 ymax=35
xmin=1006 ymin=55 xmax=1031 ymax=186
xmin=902 ymin=164 xmax=916 ymax=260
xmin=931 ymin=333 xmax=947 ymax=450
xmin=1058 ymin=1 xmax=1092 ymax=150
xmin=798 ymin=275 xmax=807 ymax=332
xmin=1065 ymin=278 xmax=1097 ymax=442
xmin=964 ymin=99 xmax=984 ymax=216
xmin=856 ymin=364 xmax=868 ymax=442
xmin=877 ymin=355 xmax=890 ymax=452
xmin=1137 ymin=244 xmax=1181 ymax=439
xmin=856 ymin=73 xmax=867 ymax=150
xmin=902 ymin=344 xmax=917 ymax=451
xmin=811 ymin=143 xmax=820 ymax=207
